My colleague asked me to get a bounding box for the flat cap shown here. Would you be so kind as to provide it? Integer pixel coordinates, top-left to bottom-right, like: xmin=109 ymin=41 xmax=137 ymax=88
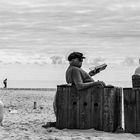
xmin=68 ymin=52 xmax=86 ymax=61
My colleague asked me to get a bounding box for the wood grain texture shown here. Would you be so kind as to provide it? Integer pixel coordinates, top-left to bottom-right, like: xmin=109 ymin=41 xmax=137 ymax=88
xmin=103 ymin=88 xmax=116 ymax=132
xmin=91 ymin=87 xmax=103 ymax=130
xmin=79 ymin=88 xmax=91 ymax=129
xmin=67 ymin=86 xmax=79 ymax=128
xmin=135 ymin=88 xmax=140 ymax=133
xmin=124 ymin=88 xmax=136 ymax=133
xmin=56 ymin=86 xmax=68 ymax=129
xmin=56 ymin=85 xmax=121 ymax=131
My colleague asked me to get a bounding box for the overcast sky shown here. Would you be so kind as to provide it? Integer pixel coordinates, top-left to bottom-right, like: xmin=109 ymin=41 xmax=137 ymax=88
xmin=0 ymin=0 xmax=139 ymax=86
xmin=0 ymin=0 xmax=139 ymax=65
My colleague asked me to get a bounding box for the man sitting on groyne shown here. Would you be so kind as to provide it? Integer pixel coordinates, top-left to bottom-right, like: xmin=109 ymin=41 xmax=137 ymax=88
xmin=42 ymin=52 xmax=107 ymax=128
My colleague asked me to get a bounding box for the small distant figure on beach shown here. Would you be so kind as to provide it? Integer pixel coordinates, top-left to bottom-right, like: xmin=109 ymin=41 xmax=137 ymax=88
xmin=134 ymin=59 xmax=140 ymax=75
xmin=3 ymin=78 xmax=7 ymax=88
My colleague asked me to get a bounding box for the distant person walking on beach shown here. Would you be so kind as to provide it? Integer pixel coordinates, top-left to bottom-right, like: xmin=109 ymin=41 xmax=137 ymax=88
xmin=3 ymin=78 xmax=7 ymax=88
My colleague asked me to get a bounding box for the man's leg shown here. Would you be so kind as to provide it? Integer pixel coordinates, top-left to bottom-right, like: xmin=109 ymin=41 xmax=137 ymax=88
xmin=53 ymin=93 xmax=57 ymax=116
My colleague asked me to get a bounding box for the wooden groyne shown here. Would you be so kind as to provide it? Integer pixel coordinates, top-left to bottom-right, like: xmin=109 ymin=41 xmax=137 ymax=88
xmin=56 ymin=85 xmax=122 ymax=132
xmin=55 ymin=75 xmax=140 ymax=133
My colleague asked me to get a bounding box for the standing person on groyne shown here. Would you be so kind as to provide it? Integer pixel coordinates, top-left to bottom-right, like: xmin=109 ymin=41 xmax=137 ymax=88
xmin=3 ymin=78 xmax=7 ymax=88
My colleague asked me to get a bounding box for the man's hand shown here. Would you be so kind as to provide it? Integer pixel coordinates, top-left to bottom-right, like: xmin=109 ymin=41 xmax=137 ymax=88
xmin=93 ymin=81 xmax=106 ymax=87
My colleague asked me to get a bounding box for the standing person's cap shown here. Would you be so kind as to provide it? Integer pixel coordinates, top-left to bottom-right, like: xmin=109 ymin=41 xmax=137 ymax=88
xmin=68 ymin=52 xmax=86 ymax=61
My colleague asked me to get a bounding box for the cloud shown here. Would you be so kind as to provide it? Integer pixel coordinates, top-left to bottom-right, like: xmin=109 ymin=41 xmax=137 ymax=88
xmin=84 ymin=57 xmax=105 ymax=65
xmin=122 ymin=57 xmax=137 ymax=66
xmin=0 ymin=52 xmax=139 ymax=68
xmin=0 ymin=0 xmax=139 ymax=67
xmin=50 ymin=56 xmax=66 ymax=64
xmin=0 ymin=51 xmax=67 ymax=65
xmin=107 ymin=2 xmax=140 ymax=11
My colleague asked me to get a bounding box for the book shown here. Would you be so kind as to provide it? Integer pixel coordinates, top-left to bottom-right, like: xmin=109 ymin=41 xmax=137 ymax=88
xmin=89 ymin=63 xmax=107 ymax=73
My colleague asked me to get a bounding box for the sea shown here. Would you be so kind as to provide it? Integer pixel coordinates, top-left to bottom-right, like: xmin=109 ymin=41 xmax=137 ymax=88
xmin=0 ymin=80 xmax=131 ymax=89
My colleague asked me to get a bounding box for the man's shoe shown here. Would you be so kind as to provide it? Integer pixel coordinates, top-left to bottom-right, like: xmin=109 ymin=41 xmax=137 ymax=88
xmin=42 ymin=122 xmax=56 ymax=128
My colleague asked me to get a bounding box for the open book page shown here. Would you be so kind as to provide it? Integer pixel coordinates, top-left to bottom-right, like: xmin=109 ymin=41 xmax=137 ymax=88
xmin=89 ymin=63 xmax=107 ymax=73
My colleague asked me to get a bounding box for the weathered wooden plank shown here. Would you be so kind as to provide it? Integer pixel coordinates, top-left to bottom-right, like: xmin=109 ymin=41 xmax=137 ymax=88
xmin=79 ymin=88 xmax=91 ymax=129
xmin=103 ymin=87 xmax=117 ymax=132
xmin=124 ymin=88 xmax=136 ymax=133
xmin=67 ymin=86 xmax=80 ymax=129
xmin=56 ymin=86 xmax=68 ymax=129
xmin=135 ymin=88 xmax=140 ymax=133
xmin=56 ymin=86 xmax=61 ymax=128
xmin=115 ymin=87 xmax=122 ymax=130
xmin=91 ymin=87 xmax=103 ymax=130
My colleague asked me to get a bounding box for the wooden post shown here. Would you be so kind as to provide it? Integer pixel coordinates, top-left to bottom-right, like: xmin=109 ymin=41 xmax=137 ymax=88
xmin=79 ymin=88 xmax=92 ymax=129
xmin=56 ymin=85 xmax=69 ymax=129
xmin=135 ymin=88 xmax=140 ymax=133
xmin=67 ymin=86 xmax=80 ymax=129
xmin=91 ymin=87 xmax=103 ymax=130
xmin=124 ymin=88 xmax=140 ymax=133
xmin=102 ymin=87 xmax=122 ymax=132
xmin=33 ymin=102 xmax=37 ymax=109
xmin=123 ymin=88 xmax=137 ymax=133
xmin=116 ymin=87 xmax=123 ymax=132
xmin=56 ymin=85 xmax=122 ymax=131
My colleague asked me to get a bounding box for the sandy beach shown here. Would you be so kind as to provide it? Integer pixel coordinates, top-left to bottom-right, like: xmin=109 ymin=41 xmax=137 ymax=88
xmin=0 ymin=88 xmax=139 ymax=140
